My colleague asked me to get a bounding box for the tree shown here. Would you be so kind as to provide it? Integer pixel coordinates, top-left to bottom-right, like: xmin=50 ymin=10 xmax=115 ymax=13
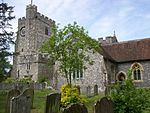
xmin=40 ymin=22 xmax=101 ymax=85
xmin=0 ymin=51 xmax=12 ymax=82
xmin=0 ymin=2 xmax=15 ymax=82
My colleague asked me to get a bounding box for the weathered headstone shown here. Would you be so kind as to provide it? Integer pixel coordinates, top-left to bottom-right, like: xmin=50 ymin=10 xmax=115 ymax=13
xmin=62 ymin=103 xmax=88 ymax=113
xmin=45 ymin=93 xmax=61 ymax=113
xmin=94 ymin=84 xmax=98 ymax=95
xmin=94 ymin=97 xmax=114 ymax=113
xmin=10 ymin=88 xmax=33 ymax=113
xmin=5 ymin=89 xmax=20 ymax=113
xmin=23 ymin=88 xmax=34 ymax=108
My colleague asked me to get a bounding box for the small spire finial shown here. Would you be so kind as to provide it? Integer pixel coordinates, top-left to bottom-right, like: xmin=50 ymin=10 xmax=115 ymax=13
xmin=31 ymin=0 xmax=33 ymax=5
xmin=113 ymin=30 xmax=116 ymax=37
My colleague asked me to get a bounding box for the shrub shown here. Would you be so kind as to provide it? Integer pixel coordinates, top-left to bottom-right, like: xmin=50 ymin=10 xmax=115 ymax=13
xmin=17 ymin=76 xmax=33 ymax=83
xmin=110 ymin=70 xmax=150 ymax=113
xmin=38 ymin=75 xmax=48 ymax=83
xmin=4 ymin=76 xmax=34 ymax=83
xmin=4 ymin=77 xmax=16 ymax=83
xmin=60 ymin=84 xmax=86 ymax=108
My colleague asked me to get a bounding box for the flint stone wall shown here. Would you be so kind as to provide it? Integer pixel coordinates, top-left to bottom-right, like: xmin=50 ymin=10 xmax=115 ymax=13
xmin=0 ymin=83 xmax=46 ymax=90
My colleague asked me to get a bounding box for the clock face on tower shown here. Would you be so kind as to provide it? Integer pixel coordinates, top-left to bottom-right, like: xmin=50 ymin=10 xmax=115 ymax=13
xmin=20 ymin=26 xmax=25 ymax=37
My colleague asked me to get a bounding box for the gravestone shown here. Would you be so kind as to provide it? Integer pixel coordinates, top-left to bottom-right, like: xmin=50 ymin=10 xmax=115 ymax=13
xmin=94 ymin=97 xmax=114 ymax=113
xmin=62 ymin=103 xmax=88 ymax=113
xmin=23 ymin=88 xmax=34 ymax=108
xmin=10 ymin=88 xmax=33 ymax=113
xmin=94 ymin=84 xmax=98 ymax=95
xmin=5 ymin=89 xmax=20 ymax=113
xmin=45 ymin=93 xmax=61 ymax=113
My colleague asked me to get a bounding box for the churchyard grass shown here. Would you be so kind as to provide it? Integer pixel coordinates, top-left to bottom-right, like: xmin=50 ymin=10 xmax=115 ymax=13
xmin=31 ymin=89 xmax=55 ymax=113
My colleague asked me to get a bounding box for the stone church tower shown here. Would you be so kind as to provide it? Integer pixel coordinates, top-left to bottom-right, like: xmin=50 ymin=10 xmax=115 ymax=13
xmin=12 ymin=4 xmax=55 ymax=81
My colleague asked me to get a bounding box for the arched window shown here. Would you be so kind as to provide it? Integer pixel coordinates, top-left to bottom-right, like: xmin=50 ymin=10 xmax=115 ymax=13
xmin=131 ymin=63 xmax=143 ymax=81
xmin=116 ymin=71 xmax=126 ymax=81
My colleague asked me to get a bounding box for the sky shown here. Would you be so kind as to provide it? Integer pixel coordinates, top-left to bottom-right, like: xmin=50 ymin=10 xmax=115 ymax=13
xmin=5 ymin=0 xmax=150 ymax=42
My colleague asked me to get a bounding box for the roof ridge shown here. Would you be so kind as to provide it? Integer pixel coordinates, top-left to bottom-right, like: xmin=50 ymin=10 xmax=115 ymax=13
xmin=102 ymin=37 xmax=150 ymax=46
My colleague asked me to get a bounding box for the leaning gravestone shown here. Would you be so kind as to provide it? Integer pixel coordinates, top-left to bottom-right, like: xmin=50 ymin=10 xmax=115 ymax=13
xmin=45 ymin=93 xmax=61 ymax=113
xmin=94 ymin=97 xmax=114 ymax=113
xmin=62 ymin=103 xmax=88 ymax=113
xmin=5 ymin=89 xmax=20 ymax=113
xmin=23 ymin=88 xmax=34 ymax=108
xmin=10 ymin=88 xmax=33 ymax=113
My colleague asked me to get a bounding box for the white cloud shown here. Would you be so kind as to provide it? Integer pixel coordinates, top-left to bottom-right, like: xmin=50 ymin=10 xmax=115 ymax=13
xmin=89 ymin=16 xmax=116 ymax=37
xmin=5 ymin=0 xmax=150 ymax=42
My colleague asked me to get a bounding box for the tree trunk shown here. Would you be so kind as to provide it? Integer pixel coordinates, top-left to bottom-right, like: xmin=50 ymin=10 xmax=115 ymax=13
xmin=65 ymin=69 xmax=69 ymax=85
xmin=69 ymin=72 xmax=71 ymax=87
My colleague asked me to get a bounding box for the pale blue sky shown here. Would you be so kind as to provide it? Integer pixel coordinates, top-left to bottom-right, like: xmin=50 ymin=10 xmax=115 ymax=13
xmin=5 ymin=0 xmax=150 ymax=41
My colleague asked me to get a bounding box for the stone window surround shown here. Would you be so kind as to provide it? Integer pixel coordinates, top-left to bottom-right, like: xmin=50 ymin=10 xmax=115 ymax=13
xmin=116 ymin=71 xmax=127 ymax=81
xmin=130 ymin=62 xmax=144 ymax=82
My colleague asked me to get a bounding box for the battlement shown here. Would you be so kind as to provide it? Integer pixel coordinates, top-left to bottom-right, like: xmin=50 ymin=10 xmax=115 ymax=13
xmin=36 ymin=12 xmax=55 ymax=25
xmin=18 ymin=17 xmax=26 ymax=25
xmin=98 ymin=36 xmax=118 ymax=45
xmin=26 ymin=4 xmax=37 ymax=9
xmin=18 ymin=17 xmax=26 ymax=21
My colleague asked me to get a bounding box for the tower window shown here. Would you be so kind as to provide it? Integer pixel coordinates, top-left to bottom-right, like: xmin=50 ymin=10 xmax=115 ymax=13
xmin=45 ymin=27 xmax=49 ymax=35
xmin=27 ymin=63 xmax=31 ymax=70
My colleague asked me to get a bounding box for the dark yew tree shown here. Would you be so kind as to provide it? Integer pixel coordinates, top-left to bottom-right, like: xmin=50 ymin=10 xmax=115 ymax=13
xmin=0 ymin=2 xmax=15 ymax=82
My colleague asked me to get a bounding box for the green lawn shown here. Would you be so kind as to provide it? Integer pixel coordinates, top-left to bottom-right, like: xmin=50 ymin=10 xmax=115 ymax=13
xmin=31 ymin=89 xmax=56 ymax=113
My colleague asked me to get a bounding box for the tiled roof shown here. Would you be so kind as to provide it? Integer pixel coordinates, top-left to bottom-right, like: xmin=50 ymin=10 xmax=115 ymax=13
xmin=102 ymin=38 xmax=150 ymax=62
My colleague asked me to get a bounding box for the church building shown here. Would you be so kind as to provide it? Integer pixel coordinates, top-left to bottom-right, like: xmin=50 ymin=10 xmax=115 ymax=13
xmin=101 ymin=36 xmax=150 ymax=87
xmin=12 ymin=4 xmax=150 ymax=94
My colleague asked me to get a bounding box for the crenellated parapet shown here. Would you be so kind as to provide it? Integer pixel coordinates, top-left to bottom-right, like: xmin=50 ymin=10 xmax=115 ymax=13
xmin=36 ymin=12 xmax=55 ymax=25
xmin=18 ymin=17 xmax=26 ymax=25
xmin=98 ymin=35 xmax=118 ymax=45
xmin=26 ymin=4 xmax=37 ymax=9
xmin=26 ymin=4 xmax=55 ymax=25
